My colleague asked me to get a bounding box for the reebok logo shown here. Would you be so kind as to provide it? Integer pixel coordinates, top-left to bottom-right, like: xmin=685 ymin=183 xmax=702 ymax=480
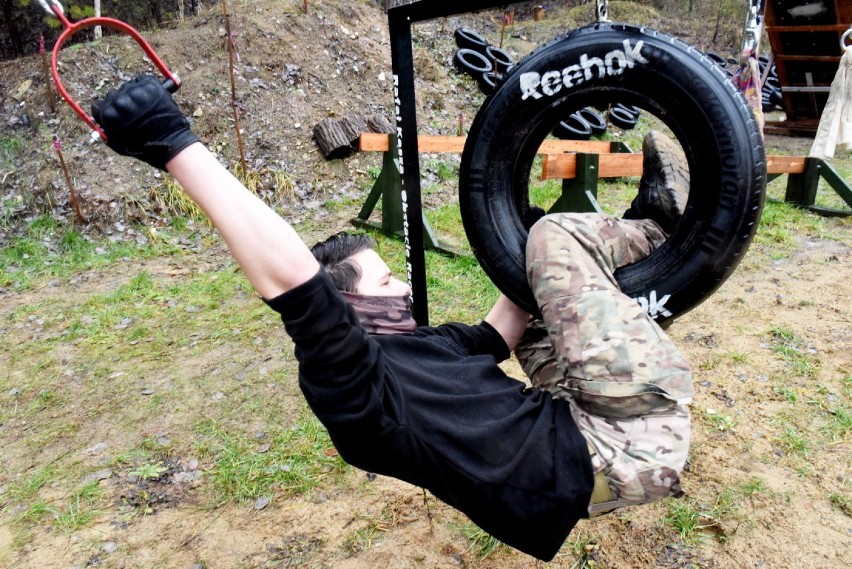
xmin=635 ymin=290 xmax=673 ymax=320
xmin=519 ymin=40 xmax=649 ymax=100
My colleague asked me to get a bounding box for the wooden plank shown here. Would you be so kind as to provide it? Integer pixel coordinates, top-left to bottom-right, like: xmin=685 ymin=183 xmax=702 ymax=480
xmin=359 ymin=133 xmax=614 ymax=154
xmin=541 ymin=153 xmax=643 ymax=180
xmin=767 ymin=156 xmax=806 ymax=174
xmin=542 ymin=153 xmax=807 ymax=180
xmin=362 ymin=133 xmax=807 ymax=178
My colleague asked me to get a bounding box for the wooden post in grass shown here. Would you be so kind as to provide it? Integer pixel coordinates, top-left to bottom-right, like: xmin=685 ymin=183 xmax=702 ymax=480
xmin=53 ymin=138 xmax=86 ymax=224
xmin=221 ymin=0 xmax=247 ymax=174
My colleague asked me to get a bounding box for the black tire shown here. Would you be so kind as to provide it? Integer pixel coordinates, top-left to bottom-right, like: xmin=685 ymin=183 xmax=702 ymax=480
xmin=478 ymin=71 xmax=501 ymax=95
xmin=609 ymin=105 xmax=638 ymax=129
xmin=764 ymin=76 xmax=780 ymax=91
xmin=458 ymin=23 xmax=766 ymax=323
xmin=454 ymin=28 xmax=489 ymax=54
xmin=615 ymin=103 xmax=641 ymax=117
xmin=486 ymin=45 xmax=516 ymax=74
xmin=551 ymin=112 xmax=593 ymax=140
xmin=454 ymin=48 xmax=493 ymax=76
xmin=576 ymin=107 xmax=607 ymax=135
xmin=769 ymin=87 xmax=783 ymax=107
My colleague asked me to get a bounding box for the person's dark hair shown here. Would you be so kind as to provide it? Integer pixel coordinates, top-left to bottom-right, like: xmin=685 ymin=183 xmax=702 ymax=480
xmin=310 ymin=232 xmax=376 ymax=292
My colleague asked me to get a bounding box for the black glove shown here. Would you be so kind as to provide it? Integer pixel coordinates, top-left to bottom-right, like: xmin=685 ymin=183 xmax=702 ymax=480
xmin=91 ymin=75 xmax=199 ymax=171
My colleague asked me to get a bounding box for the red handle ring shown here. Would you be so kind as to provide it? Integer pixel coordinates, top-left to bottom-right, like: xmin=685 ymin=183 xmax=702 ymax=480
xmin=50 ymin=11 xmax=181 ymax=141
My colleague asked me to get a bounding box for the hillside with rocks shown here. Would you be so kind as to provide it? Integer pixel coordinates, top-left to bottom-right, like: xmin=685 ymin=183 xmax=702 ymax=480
xmin=0 ymin=0 xmax=744 ymax=244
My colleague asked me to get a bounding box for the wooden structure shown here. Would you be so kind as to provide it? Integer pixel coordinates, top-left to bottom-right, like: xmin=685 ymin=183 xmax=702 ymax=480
xmin=357 ymin=135 xmax=852 ymax=246
xmin=764 ymin=0 xmax=852 ymax=135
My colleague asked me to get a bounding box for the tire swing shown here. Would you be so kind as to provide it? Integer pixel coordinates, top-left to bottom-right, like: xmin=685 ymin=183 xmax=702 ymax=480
xmin=458 ymin=23 xmax=766 ymax=324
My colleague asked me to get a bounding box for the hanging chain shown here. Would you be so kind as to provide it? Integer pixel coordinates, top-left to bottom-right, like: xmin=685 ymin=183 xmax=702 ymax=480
xmin=596 ymin=0 xmax=609 ymax=22
xmin=741 ymin=0 xmax=764 ymax=54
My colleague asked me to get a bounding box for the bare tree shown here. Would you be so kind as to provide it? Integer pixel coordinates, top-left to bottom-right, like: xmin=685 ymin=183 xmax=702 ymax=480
xmin=94 ymin=0 xmax=102 ymax=39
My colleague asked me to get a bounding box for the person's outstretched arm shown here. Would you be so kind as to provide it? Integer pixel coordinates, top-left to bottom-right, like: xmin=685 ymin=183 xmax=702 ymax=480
xmin=165 ymin=144 xmax=319 ymax=298
xmin=92 ymin=76 xmax=318 ymax=299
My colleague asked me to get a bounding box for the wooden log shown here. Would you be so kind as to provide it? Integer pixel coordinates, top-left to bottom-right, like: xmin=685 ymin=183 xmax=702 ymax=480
xmin=367 ymin=114 xmax=395 ymax=134
xmin=313 ymin=114 xmax=367 ymax=159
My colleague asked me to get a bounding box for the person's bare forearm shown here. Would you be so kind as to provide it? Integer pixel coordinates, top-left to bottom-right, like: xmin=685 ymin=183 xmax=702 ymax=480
xmin=166 ymin=143 xmax=319 ymax=299
xmin=484 ymin=295 xmax=530 ymax=352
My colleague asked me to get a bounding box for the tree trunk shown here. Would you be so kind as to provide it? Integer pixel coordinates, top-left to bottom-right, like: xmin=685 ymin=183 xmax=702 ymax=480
xmin=2 ymin=0 xmax=23 ymax=56
xmin=150 ymin=0 xmax=163 ymax=27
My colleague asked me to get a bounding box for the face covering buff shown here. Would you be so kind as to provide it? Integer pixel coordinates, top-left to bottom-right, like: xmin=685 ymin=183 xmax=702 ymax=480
xmin=341 ymin=292 xmax=417 ymax=335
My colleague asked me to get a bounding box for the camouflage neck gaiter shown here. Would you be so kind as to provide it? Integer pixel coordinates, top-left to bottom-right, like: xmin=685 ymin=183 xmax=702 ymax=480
xmin=340 ymin=292 xmax=417 ymax=335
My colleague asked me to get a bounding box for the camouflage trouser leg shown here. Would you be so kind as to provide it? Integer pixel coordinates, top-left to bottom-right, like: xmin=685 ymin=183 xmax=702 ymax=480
xmin=517 ymin=213 xmax=693 ymax=512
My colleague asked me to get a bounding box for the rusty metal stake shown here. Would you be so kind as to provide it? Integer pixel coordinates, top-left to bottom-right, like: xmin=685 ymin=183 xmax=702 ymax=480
xmin=221 ymin=0 xmax=247 ymax=174
xmin=53 ymin=138 xmax=86 ymax=224
xmin=39 ymin=35 xmax=57 ymax=113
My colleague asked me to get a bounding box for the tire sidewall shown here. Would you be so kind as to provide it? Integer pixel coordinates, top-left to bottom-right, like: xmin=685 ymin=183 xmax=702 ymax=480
xmin=455 ymin=28 xmax=489 ymax=54
xmin=459 ymin=23 xmax=766 ymax=323
xmin=455 ymin=48 xmax=493 ymax=75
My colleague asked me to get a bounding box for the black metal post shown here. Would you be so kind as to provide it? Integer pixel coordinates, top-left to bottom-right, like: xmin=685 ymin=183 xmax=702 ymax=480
xmin=387 ymin=10 xmax=429 ymax=325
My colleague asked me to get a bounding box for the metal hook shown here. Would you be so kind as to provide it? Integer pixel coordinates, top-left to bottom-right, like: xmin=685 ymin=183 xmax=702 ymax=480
xmin=596 ymin=0 xmax=609 ymax=22
xmin=842 ymin=28 xmax=852 ymax=50
xmin=37 ymin=0 xmax=63 ymax=16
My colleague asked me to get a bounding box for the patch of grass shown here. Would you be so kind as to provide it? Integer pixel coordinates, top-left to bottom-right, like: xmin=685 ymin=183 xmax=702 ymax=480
xmin=422 ymin=157 xmax=458 ymax=181
xmin=150 ymin=177 xmax=207 ymax=222
xmin=196 ymin=413 xmax=347 ymax=505
xmin=129 ymin=462 xmax=169 ymax=481
xmin=828 ymin=493 xmax=852 ymax=517
xmin=268 ymin=168 xmax=296 ymax=198
xmin=0 ymin=217 xmax=182 ymax=291
xmin=663 ymin=499 xmax=705 ymax=542
xmin=776 ymin=426 xmax=810 ymax=457
xmin=455 ymin=522 xmax=506 ymax=560
xmin=822 ymin=404 xmax=851 ymax=443
xmin=561 ymin=534 xmax=600 ymax=569
xmin=341 ymin=510 xmax=391 ymax=554
xmin=735 ymin=477 xmax=770 ymax=499
xmin=366 ymin=165 xmax=382 ymax=180
xmin=0 ymin=134 xmax=23 ymax=168
xmin=772 ymin=385 xmax=798 ymax=403
xmin=727 ymin=351 xmax=750 ymax=364
xmin=14 ymin=501 xmax=54 ymax=524
xmin=662 ymin=488 xmax=740 ymax=543
xmin=768 ymin=326 xmax=819 ymax=378
xmin=704 ymin=409 xmax=736 ymax=432
xmin=698 ymin=354 xmax=723 ymax=371
xmin=54 ymin=494 xmax=99 ymax=532
xmin=753 ymin=200 xmax=824 ymax=252
xmin=5 ymin=465 xmax=56 ymax=502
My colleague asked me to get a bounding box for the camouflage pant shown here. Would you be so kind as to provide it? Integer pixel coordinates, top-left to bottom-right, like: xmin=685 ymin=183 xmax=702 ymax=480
xmin=518 ymin=213 xmax=693 ymax=514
